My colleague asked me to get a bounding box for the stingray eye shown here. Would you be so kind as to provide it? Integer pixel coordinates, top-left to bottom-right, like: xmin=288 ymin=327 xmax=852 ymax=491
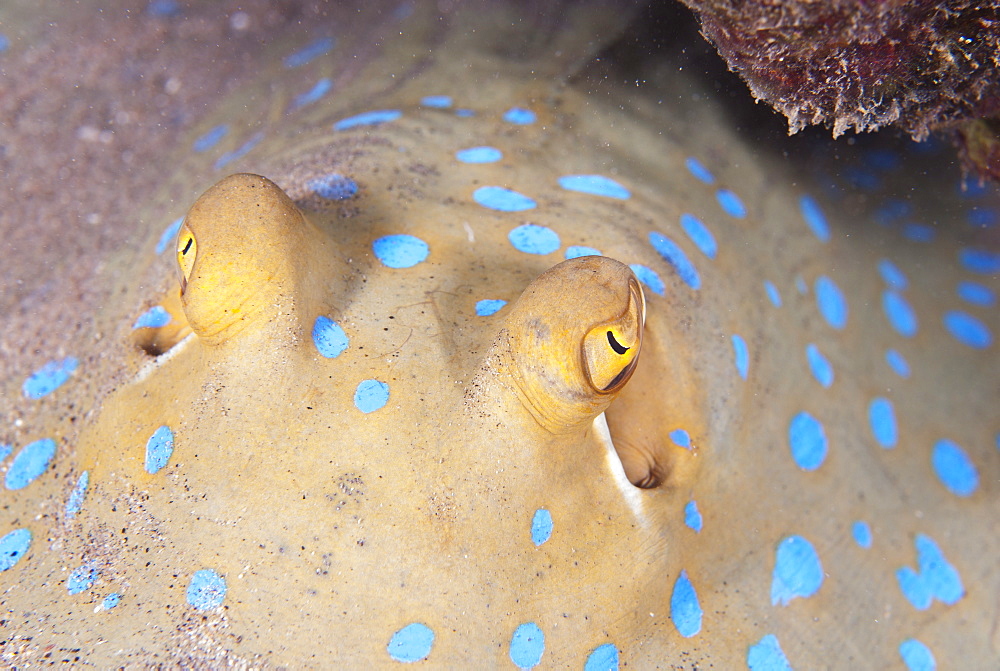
xmin=176 ymin=224 xmax=197 ymax=290
xmin=582 ymin=279 xmax=644 ymax=392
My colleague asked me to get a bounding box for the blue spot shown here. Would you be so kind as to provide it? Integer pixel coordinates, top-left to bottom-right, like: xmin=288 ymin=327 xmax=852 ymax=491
xmin=771 ymin=535 xmax=824 ymax=605
xmin=530 ymin=509 xmax=553 ymax=547
xmin=852 ymin=521 xmax=872 ymax=549
xmin=193 ymin=124 xmax=228 ymax=152
xmin=584 ymin=644 xmax=619 ymax=671
xmin=899 ymin=639 xmax=936 ymax=671
xmin=670 ymin=570 xmax=702 ymax=637
xmin=648 ymin=232 xmax=700 ymax=289
xmin=882 ymin=290 xmax=918 ymax=337
xmin=731 ymin=334 xmax=749 ymax=380
xmin=503 ymin=107 xmax=536 ymax=124
xmin=878 ymin=258 xmax=908 ymax=290
xmin=799 ymin=195 xmax=830 ymax=242
xmin=455 ymin=109 xmax=475 ymax=118
xmin=844 ymin=166 xmax=880 ymax=191
xmin=558 ymin=175 xmax=630 ymax=200
xmin=420 ymin=95 xmax=452 ymax=108
xmin=291 ymin=78 xmax=332 ymax=109
xmin=873 ymin=199 xmax=911 ymax=226
xmin=312 ymin=316 xmax=349 ymax=358
xmin=308 ymin=173 xmax=358 ymax=200
xmin=355 ymin=379 xmax=390 ymax=414
xmin=669 ymin=429 xmax=691 ymax=448
xmin=334 ymin=109 xmax=402 ymax=131
xmin=5 ymin=438 xmax=57 ymax=490
xmin=967 ymin=206 xmax=998 ymax=228
xmin=213 ymin=131 xmax=263 ymax=170
xmin=629 ymin=264 xmax=664 ymax=296
xmin=65 ymin=471 xmax=89 ymax=518
xmin=156 ymin=217 xmax=183 ymax=255
xmin=0 ymin=444 xmax=10 ymax=462
xmin=868 ymin=397 xmax=897 ymax=448
xmin=456 ymin=146 xmax=502 ymax=164
xmin=0 ymin=528 xmax=31 ymax=572
xmin=896 ymin=534 xmax=964 ymax=609
xmin=144 ymin=426 xmax=174 ymax=475
xmin=132 ymin=306 xmax=172 ymax=330
xmin=885 ymin=349 xmax=910 ymax=378
xmin=388 ymin=623 xmax=434 ymax=663
xmin=932 ymin=439 xmax=978 ymax=497
xmin=795 ymin=275 xmax=808 ymax=295
xmin=475 ymin=299 xmax=507 ymax=316
xmin=747 ymin=634 xmax=792 ymax=671
xmin=147 ymin=0 xmax=180 ymax=17
xmin=509 ymin=224 xmax=560 ymax=255
xmin=373 ymin=234 xmax=429 ymax=268
xmin=716 ymin=189 xmax=746 ymax=218
xmin=685 ymin=157 xmax=714 ymax=184
xmin=903 ymin=224 xmax=935 ymax=242
xmin=957 ymin=281 xmax=995 ymax=306
xmin=815 ymin=276 xmax=848 ymax=330
xmin=684 ymin=501 xmax=703 ymax=533
xmin=67 ymin=564 xmax=97 ymax=595
xmin=867 ymin=149 xmax=901 ymax=171
xmin=764 ymin=281 xmax=782 ymax=307
xmin=186 ymin=569 xmax=227 ymax=610
xmin=788 ymin=412 xmax=827 ymax=471
xmin=680 ymin=214 xmax=717 ymax=259
xmin=474 ymin=186 xmax=537 ymax=212
xmin=943 ymin=311 xmax=992 ymax=348
xmin=565 ymin=246 xmax=601 ymax=259
xmin=23 ymin=357 xmax=78 ymax=399
xmin=283 ymin=36 xmax=334 ymax=68
xmin=0 ymin=34 xmax=8 ymax=53
xmin=509 ymin=622 xmax=545 ymax=669
xmin=100 ymin=593 xmax=122 ymax=610
xmin=805 ymin=344 xmax=834 ymax=388
xmin=959 ymin=247 xmax=1000 ymax=274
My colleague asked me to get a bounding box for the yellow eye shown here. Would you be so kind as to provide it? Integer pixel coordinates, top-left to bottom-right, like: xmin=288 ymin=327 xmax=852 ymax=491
xmin=176 ymin=223 xmax=197 ymax=291
xmin=582 ymin=279 xmax=643 ymax=392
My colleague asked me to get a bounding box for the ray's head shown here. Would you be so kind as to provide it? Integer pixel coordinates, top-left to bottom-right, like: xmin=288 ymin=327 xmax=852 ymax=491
xmin=488 ymin=255 xmax=645 ymax=433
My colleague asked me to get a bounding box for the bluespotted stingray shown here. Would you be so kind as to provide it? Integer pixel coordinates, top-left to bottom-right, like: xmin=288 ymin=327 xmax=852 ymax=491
xmin=1 ymin=1 xmax=998 ymax=668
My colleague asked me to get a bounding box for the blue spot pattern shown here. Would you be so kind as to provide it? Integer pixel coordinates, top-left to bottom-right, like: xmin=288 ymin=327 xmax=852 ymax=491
xmin=503 ymin=107 xmax=536 ymax=124
xmin=878 ymin=258 xmax=908 ymax=290
xmin=509 ymin=622 xmax=545 ymax=669
xmin=388 ymin=622 xmax=434 ymax=663
xmin=670 ymin=570 xmax=702 ymax=637
xmin=0 ymin=34 xmax=9 ymax=53
xmin=23 ymin=357 xmax=78 ymax=399
xmin=308 ymin=173 xmax=358 ymax=200
xmin=530 ymin=509 xmax=553 ymax=547
xmin=475 ymin=299 xmax=507 ymax=316
xmin=156 ymin=217 xmax=183 ymax=255
xmin=868 ymin=397 xmax=897 ymax=448
xmin=355 ymin=380 xmax=390 ymax=413
xmin=931 ymin=439 xmax=978 ymax=497
xmin=899 ymin=639 xmax=936 ymax=671
xmin=731 ymin=334 xmax=749 ymax=380
xmin=565 ymin=246 xmax=601 ymax=259
xmin=147 ymin=0 xmax=180 ymax=17
xmin=815 ymin=276 xmax=848 ymax=329
xmin=283 ymin=36 xmax=334 ymax=68
xmin=903 ymin=224 xmax=935 ymax=242
xmin=509 ymin=224 xmax=560 ymax=255
xmin=959 ymin=247 xmax=1000 ymax=274
xmin=669 ymin=429 xmax=691 ymax=448
xmin=716 ymin=189 xmax=746 ymax=218
xmin=100 ymin=593 xmax=122 ymax=610
xmin=65 ymin=471 xmax=89 ymax=518
xmin=187 ymin=569 xmax=227 ymax=610
xmin=474 ymin=186 xmax=537 ymax=212
xmin=852 ymin=521 xmax=872 ymax=549
xmin=291 ymin=78 xmax=332 ymax=109
xmin=685 ymin=156 xmax=714 ymax=184
xmin=764 ymin=280 xmax=782 ymax=307
xmin=373 ymin=234 xmax=429 ymax=268
xmin=805 ymin=344 xmax=834 ymax=388
xmin=0 ymin=444 xmax=10 ymax=462
xmin=0 ymin=528 xmax=31 ymax=572
xmin=799 ymin=195 xmax=830 ymax=242
xmin=883 ymin=290 xmax=918 ymax=337
xmin=795 ymin=275 xmax=808 ymax=295
xmin=942 ymin=311 xmax=992 ymax=348
xmin=584 ymin=644 xmax=619 ymax=671
xmin=629 ymin=264 xmax=664 ymax=296
xmin=680 ymin=213 xmax=717 ymax=259
xmin=885 ymin=349 xmax=910 ymax=378
xmin=788 ymin=412 xmax=827 ymax=471
xmin=334 ymin=109 xmax=402 ymax=131
xmin=557 ymin=175 xmax=630 ymax=200
xmin=684 ymin=501 xmax=702 ymax=532
xmin=747 ymin=634 xmax=792 ymax=671
xmin=5 ymin=438 xmax=57 ymax=490
xmin=648 ymin=232 xmax=700 ymax=289
xmin=312 ymin=316 xmax=349 ymax=358
xmin=420 ymin=95 xmax=452 ymax=108
xmin=193 ymin=124 xmax=228 ymax=152
xmin=214 ymin=131 xmax=263 ymax=171
xmin=67 ymin=564 xmax=97 ymax=595
xmin=144 ymin=426 xmax=174 ymax=475
xmin=896 ymin=534 xmax=964 ymax=609
xmin=132 ymin=306 xmax=171 ymax=329
xmin=456 ymin=146 xmax=502 ymax=164
xmin=771 ymin=535 xmax=824 ymax=606
xmin=956 ymin=281 xmax=995 ymax=306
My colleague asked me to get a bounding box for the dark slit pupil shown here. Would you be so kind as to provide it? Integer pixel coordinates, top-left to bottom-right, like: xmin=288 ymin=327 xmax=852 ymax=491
xmin=607 ymin=330 xmax=629 ymax=355
xmin=182 ymin=237 xmax=193 ymax=255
